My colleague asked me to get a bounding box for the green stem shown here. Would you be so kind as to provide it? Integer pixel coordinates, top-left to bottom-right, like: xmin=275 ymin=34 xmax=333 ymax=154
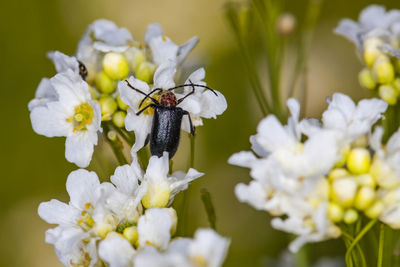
xmin=378 ymin=224 xmax=385 ymax=267
xmin=112 ymin=126 xmax=134 ymax=146
xmin=342 ymin=230 xmax=366 ymax=267
xmin=345 ymin=219 xmax=377 ymax=267
xmin=295 ymin=245 xmax=308 ymax=267
xmin=103 ymin=123 xmax=128 ymax=165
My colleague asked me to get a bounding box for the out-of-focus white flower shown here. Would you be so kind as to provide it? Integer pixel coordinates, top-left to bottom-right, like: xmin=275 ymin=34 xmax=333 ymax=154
xmin=119 ymin=60 xmax=227 ymax=153
xmin=99 ymin=232 xmax=136 ymax=267
xmin=334 ymin=5 xmax=400 ymax=49
xmin=29 ymin=70 xmax=101 ymax=167
xmin=140 ymin=152 xmax=204 ymax=208
xmin=322 ymin=93 xmax=387 ymax=145
xmin=144 ymin=23 xmax=199 ymax=66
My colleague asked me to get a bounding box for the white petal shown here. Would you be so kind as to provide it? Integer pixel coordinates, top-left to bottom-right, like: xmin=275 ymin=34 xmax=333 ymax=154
xmin=28 ymin=78 xmax=58 ymax=111
xmin=30 ymin=105 xmax=70 ymax=137
xmin=65 ymin=131 xmax=97 ymax=168
xmin=145 ymin=153 xmax=170 ymax=181
xmin=138 ymin=208 xmax=172 ymax=250
xmin=334 ymin=19 xmax=363 ymax=48
xmin=110 ymin=163 xmax=141 ymax=195
xmin=153 ymin=60 xmax=177 ymax=89
xmin=125 ymin=112 xmax=153 ymax=152
xmin=144 ymin=23 xmax=163 ymax=43
xmin=177 ymin=37 xmax=199 ymax=64
xmin=228 ymin=151 xmax=257 ymax=168
xmin=66 ymin=169 xmax=100 ymax=208
xmin=235 ymin=182 xmax=268 ymax=211
xmin=47 ymin=51 xmax=79 ymax=74
xmin=98 ymin=232 xmax=135 ymax=267
xmin=38 ymin=199 xmax=79 ymax=225
xmin=199 ymin=90 xmax=227 ymax=119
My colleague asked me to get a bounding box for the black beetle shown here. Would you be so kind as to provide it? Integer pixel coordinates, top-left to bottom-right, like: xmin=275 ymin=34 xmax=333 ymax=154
xmin=125 ymin=80 xmax=218 ymax=158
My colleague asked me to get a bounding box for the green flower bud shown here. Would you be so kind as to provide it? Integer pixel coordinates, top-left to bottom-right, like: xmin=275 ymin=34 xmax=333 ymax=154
xmin=373 ymin=55 xmax=395 ymax=84
xmin=95 ymin=71 xmax=117 ymax=94
xmin=331 ymin=178 xmax=358 ymax=207
xmin=365 ymin=200 xmax=384 ymax=219
xmin=328 ymin=168 xmax=350 ymax=182
xmin=393 ymin=77 xmax=400 ymax=92
xmin=112 ymin=111 xmax=126 ymax=128
xmin=358 ymin=68 xmax=377 ymax=90
xmin=136 ymin=62 xmax=156 ymax=84
xmin=102 ymin=52 xmax=129 ymax=80
xmin=363 ymin=38 xmax=385 ymax=67
xmin=355 ymin=174 xmax=376 ymax=188
xmin=352 ymin=135 xmax=368 ymax=148
xmin=98 ymin=95 xmax=118 ymax=121
xmin=328 ymin=202 xmax=344 ymax=223
xmin=347 ymin=148 xmax=371 ymax=174
xmin=116 ymin=94 xmax=129 ymax=110
xmin=128 ymin=49 xmax=147 ymax=72
xmin=354 ymin=186 xmax=376 ymax=210
xmin=379 ymin=84 xmax=399 ymax=105
xmin=88 ymin=85 xmax=100 ymax=100
xmin=344 ymin=209 xmax=358 ymax=224
xmin=123 ymin=226 xmax=138 ymax=245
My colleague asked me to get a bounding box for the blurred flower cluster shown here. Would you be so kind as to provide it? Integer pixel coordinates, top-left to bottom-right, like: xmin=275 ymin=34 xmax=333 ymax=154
xmin=29 ymin=19 xmax=228 ymax=267
xmin=230 ymin=93 xmax=400 ymax=254
xmin=335 ymin=5 xmax=400 ymax=105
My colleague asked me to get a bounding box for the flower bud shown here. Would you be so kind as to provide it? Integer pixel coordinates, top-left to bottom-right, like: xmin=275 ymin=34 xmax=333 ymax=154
xmin=123 ymin=226 xmax=138 ymax=245
xmin=365 ymin=200 xmax=384 ymax=219
xmin=141 ymin=182 xmax=171 ymax=209
xmin=370 ymin=158 xmax=400 ymax=189
xmin=344 ymin=209 xmax=359 ymax=224
xmin=379 ymin=84 xmax=398 ymax=105
xmin=328 ymin=202 xmax=344 ymax=223
xmin=95 ymin=222 xmax=114 ymax=239
xmin=125 ymin=48 xmax=146 ymax=72
xmin=136 ymin=62 xmax=156 ymax=84
xmin=328 ymin=168 xmax=350 ymax=182
xmin=112 ymin=111 xmax=126 ymax=128
xmin=277 ymin=13 xmax=296 ymax=36
xmin=393 ymin=77 xmax=400 ymax=92
xmin=95 ymin=71 xmax=117 ymax=94
xmin=358 ymin=68 xmax=377 ymax=90
xmin=98 ymin=95 xmax=118 ymax=121
xmin=363 ymin=38 xmax=385 ymax=67
xmin=332 ymin=178 xmax=358 ymax=207
xmin=335 ymin=145 xmax=351 ymax=168
xmin=354 ymin=186 xmax=376 ymax=210
xmin=102 ymin=52 xmax=129 ymax=80
xmin=355 ymin=174 xmax=376 ymax=188
xmin=346 ymin=148 xmax=371 ymax=174
xmin=373 ymin=55 xmax=395 ymax=84
xmin=352 ymin=134 xmax=368 ymax=148
xmin=88 ymin=85 xmax=100 ymax=99
xmin=117 ymin=94 xmax=129 ymax=110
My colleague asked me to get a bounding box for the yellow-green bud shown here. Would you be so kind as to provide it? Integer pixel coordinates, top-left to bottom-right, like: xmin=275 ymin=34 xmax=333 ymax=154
xmin=116 ymin=94 xmax=129 ymax=110
xmin=277 ymin=13 xmax=296 ymax=36
xmin=95 ymin=71 xmax=117 ymax=94
xmin=359 ymin=68 xmax=377 ymax=90
xmin=331 ymin=178 xmax=358 ymax=207
xmin=123 ymin=226 xmax=138 ymax=245
xmin=373 ymin=55 xmax=395 ymax=84
xmin=107 ymin=130 xmax=117 ymax=141
xmin=346 ymin=148 xmax=371 ymax=174
xmin=355 ymin=174 xmax=376 ymax=188
xmin=365 ymin=200 xmax=384 ymax=219
xmin=135 ymin=62 xmax=156 ymax=84
xmin=141 ymin=182 xmax=171 ymax=209
xmin=363 ymin=38 xmax=385 ymax=67
xmin=354 ymin=186 xmax=376 ymax=210
xmin=88 ymin=85 xmax=100 ymax=99
xmin=102 ymin=52 xmax=129 ymax=80
xmin=112 ymin=111 xmax=126 ymax=128
xmin=98 ymin=95 xmax=118 ymax=121
xmin=95 ymin=222 xmax=114 ymax=239
xmin=328 ymin=168 xmax=350 ymax=182
xmin=328 ymin=202 xmax=344 ymax=223
xmin=125 ymin=48 xmax=146 ymax=72
xmin=335 ymin=145 xmax=351 ymax=168
xmin=393 ymin=77 xmax=400 ymax=92
xmin=379 ymin=84 xmax=398 ymax=105
xmin=352 ymin=135 xmax=368 ymax=148
xmin=344 ymin=209 xmax=359 ymax=224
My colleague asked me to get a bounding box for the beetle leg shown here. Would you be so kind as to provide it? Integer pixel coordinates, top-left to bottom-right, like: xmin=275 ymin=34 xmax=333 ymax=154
xmin=138 ymin=88 xmax=163 ymax=108
xmin=183 ymin=110 xmax=195 ymax=136
xmin=125 ymin=80 xmax=160 ymax=105
xmin=136 ymin=104 xmax=157 ymax=116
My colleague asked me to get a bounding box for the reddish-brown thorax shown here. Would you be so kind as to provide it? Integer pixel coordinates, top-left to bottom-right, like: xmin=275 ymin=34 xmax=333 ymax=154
xmin=160 ymin=91 xmax=177 ymax=106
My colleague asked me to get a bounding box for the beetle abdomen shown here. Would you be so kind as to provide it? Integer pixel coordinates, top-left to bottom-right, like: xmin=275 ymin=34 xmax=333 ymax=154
xmin=150 ymin=106 xmax=183 ymax=158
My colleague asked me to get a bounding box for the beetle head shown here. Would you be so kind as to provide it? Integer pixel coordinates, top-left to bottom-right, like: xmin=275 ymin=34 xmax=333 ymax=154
xmin=160 ymin=91 xmax=177 ymax=106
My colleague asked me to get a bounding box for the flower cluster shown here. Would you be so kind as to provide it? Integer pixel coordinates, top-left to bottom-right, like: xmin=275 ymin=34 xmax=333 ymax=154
xmin=335 ymin=5 xmax=400 ymax=105
xmin=229 ymin=93 xmax=400 ymax=252
xmin=39 ymin=154 xmax=229 ymax=267
xmin=30 ymin=19 xmax=229 ymax=267
xmin=29 ymin=19 xmax=227 ymax=167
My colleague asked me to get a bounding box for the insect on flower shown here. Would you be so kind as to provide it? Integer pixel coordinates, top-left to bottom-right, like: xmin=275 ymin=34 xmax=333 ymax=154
xmin=125 ymin=80 xmax=218 ymax=158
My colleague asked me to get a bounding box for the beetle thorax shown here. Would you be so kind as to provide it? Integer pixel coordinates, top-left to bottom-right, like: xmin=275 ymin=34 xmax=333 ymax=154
xmin=160 ymin=91 xmax=177 ymax=106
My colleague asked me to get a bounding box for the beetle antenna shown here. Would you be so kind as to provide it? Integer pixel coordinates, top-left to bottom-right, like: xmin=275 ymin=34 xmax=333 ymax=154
xmin=168 ymin=83 xmax=218 ymax=96
xmin=177 ymin=80 xmax=196 ymax=104
xmin=124 ymin=80 xmax=160 ymax=105
xmin=138 ymin=88 xmax=163 ymax=108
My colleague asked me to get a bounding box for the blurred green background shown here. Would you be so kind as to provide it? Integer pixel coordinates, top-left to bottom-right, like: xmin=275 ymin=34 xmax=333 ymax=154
xmin=0 ymin=0 xmax=398 ymax=266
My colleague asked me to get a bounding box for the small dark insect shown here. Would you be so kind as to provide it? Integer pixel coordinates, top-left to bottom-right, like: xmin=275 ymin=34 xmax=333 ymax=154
xmin=125 ymin=80 xmax=218 ymax=158
xmin=78 ymin=60 xmax=88 ymax=80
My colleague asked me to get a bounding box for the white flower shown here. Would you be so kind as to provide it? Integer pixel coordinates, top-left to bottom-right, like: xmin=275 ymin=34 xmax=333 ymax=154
xmin=145 ymin=23 xmax=199 ymax=66
xmin=334 ymin=5 xmax=400 ymax=49
xmin=187 ymin=229 xmax=230 ymax=267
xmin=29 ymin=70 xmax=101 ymax=167
xmin=47 ymin=51 xmax=81 ymax=78
xmin=140 ymin=152 xmax=204 ymax=208
xmin=99 ymin=232 xmax=136 ymax=267
xmin=322 ymin=93 xmax=387 ymax=146
xmin=119 ymin=60 xmax=227 ymax=153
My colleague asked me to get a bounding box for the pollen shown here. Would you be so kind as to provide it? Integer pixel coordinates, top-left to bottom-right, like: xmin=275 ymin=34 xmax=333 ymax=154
xmin=67 ymin=103 xmax=94 ymax=132
xmin=138 ymin=94 xmax=160 ymax=115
